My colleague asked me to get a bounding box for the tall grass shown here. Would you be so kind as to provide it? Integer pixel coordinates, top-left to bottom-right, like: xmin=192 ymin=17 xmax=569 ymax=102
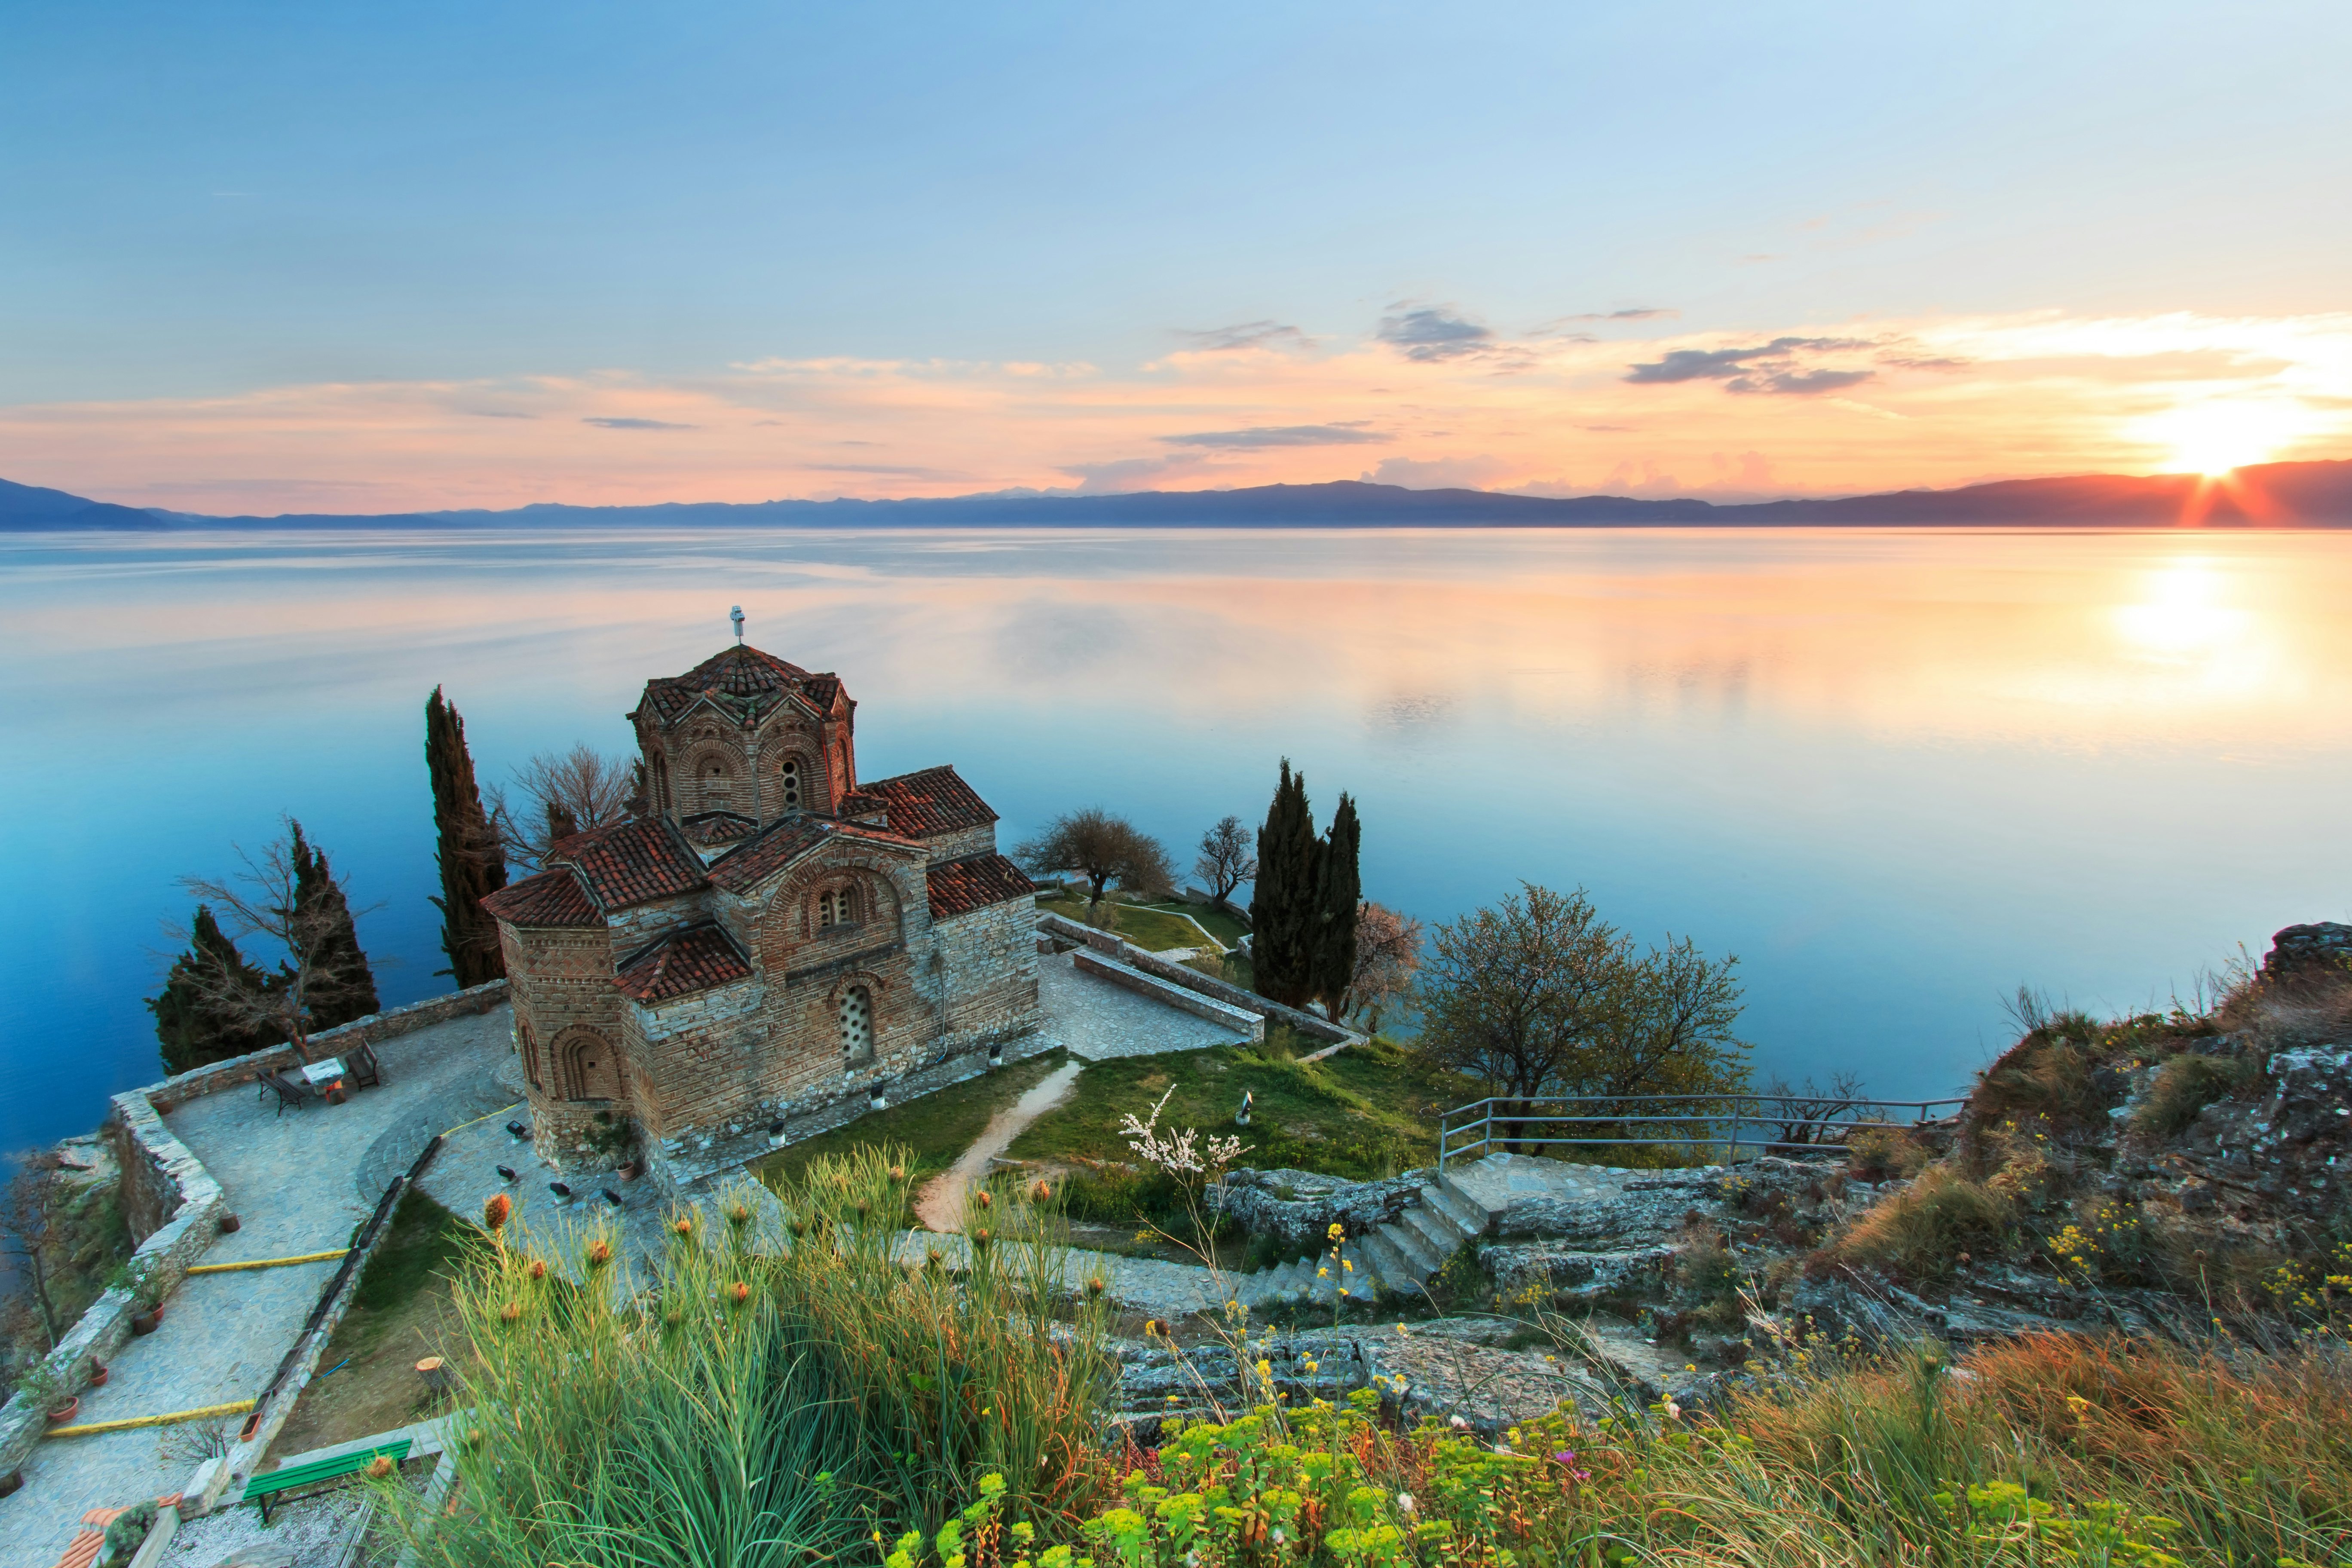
xmin=380 ymin=1145 xmax=1120 ymax=1568
xmin=909 ymin=1334 xmax=2351 ymax=1568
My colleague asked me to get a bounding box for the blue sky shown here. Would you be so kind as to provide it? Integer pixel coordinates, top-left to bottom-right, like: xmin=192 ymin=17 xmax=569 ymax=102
xmin=4 ymin=2 xmax=2349 ymax=510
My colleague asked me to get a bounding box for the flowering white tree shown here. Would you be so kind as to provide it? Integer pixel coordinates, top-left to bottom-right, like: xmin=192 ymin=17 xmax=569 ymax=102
xmin=1118 ymin=1086 xmax=1244 ymax=1177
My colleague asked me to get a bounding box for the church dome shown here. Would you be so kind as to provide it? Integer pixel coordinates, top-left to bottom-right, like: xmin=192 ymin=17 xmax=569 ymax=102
xmin=637 ymin=645 xmax=845 ymax=725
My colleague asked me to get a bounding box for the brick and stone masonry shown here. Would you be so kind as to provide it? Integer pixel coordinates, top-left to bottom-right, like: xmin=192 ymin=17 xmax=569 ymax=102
xmin=481 ymin=644 xmax=1046 ymax=1191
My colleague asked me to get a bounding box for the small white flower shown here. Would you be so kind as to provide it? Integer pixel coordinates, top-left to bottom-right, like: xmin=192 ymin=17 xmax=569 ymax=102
xmin=1396 ymin=1492 xmax=1415 ymax=1513
xmin=1449 ymin=1414 xmax=1470 ymax=1430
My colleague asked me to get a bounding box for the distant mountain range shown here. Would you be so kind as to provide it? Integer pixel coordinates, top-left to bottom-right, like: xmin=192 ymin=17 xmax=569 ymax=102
xmin=8 ymin=458 xmax=2352 ymax=532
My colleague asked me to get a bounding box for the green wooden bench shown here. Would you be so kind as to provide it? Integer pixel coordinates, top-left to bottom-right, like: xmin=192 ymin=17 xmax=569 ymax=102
xmin=242 ymin=1437 xmax=413 ymax=1522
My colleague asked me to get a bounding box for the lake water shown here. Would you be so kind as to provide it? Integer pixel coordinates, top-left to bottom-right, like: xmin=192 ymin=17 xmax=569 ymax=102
xmin=3 ymin=524 xmax=2349 ymax=1157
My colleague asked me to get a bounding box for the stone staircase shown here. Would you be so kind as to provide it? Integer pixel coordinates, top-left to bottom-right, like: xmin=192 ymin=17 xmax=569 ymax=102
xmin=1246 ymin=1173 xmax=1498 ymax=1307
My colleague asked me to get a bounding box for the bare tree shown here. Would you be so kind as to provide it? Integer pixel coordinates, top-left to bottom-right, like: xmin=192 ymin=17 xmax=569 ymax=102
xmin=1015 ymin=809 xmax=1174 ymax=915
xmin=490 ymin=745 xmax=636 ymax=872
xmin=1193 ymin=815 xmax=1257 ymax=915
xmin=1760 ymin=1070 xmax=1868 ymax=1148
xmin=0 ymin=1154 xmax=65 ymax=1349
xmin=1332 ymin=901 xmax=1422 ymax=1031
xmin=176 ymin=818 xmax=383 ymax=1064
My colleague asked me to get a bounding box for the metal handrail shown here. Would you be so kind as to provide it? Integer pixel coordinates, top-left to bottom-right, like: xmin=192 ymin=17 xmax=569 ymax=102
xmin=1435 ymin=1092 xmax=1967 ymax=1170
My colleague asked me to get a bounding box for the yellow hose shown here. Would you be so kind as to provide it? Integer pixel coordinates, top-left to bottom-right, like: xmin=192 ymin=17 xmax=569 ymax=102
xmin=185 ymin=1249 xmax=349 ymax=1274
xmin=47 ymin=1398 xmax=256 ymax=1437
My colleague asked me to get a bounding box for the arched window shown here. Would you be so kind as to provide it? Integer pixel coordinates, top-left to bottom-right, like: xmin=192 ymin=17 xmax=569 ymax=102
xmin=778 ymin=757 xmax=801 ymax=811
xmin=839 ymin=984 xmax=874 ymax=1064
xmin=817 ymin=883 xmax=860 ymax=929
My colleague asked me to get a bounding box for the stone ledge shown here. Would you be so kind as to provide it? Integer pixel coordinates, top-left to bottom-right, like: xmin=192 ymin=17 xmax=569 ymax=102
xmin=1071 ymin=950 xmax=1265 ymax=1041
xmin=1035 ymin=911 xmax=1358 ymax=1051
xmin=141 ymin=979 xmax=510 ymax=1115
xmin=0 ymin=1103 xmax=227 ymax=1481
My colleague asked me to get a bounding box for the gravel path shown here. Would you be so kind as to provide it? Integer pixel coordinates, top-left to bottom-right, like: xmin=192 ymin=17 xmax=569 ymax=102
xmin=915 ymin=1060 xmax=1084 ymax=1232
xmin=0 ymin=1008 xmax=511 ymax=1568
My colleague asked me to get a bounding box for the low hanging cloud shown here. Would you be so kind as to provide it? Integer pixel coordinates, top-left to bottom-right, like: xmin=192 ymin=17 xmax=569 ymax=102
xmin=1624 ymin=337 xmax=1876 ymax=395
xmin=582 ymin=416 xmax=697 ymax=430
xmin=1058 ymin=452 xmax=1222 ymax=493
xmin=1173 ymin=320 xmax=1315 ymax=352
xmin=1376 ymin=304 xmax=1495 ymax=362
xmin=1161 ymin=424 xmax=1386 ymax=448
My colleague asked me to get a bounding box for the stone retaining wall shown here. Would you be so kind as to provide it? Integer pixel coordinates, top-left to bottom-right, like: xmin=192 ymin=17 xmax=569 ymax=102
xmin=0 ymin=1098 xmax=228 ymax=1482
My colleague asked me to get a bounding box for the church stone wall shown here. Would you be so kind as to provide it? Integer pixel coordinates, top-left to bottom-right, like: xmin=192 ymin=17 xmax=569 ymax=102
xmin=935 ymin=899 xmax=1044 ymax=1053
xmin=500 ymin=925 xmax=624 ymax=1099
xmin=625 ymin=980 xmax=766 ymax=1141
xmin=925 ymin=825 xmax=998 ymax=861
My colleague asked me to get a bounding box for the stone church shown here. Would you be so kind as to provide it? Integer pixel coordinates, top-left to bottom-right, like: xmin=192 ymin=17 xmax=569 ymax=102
xmin=480 ymin=643 xmax=1045 ymax=1188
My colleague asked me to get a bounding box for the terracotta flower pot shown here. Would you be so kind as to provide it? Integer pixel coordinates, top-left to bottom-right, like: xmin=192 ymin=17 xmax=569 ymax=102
xmin=218 ymin=1212 xmax=242 ymax=1234
xmin=46 ymin=1397 xmax=78 ymax=1424
xmin=131 ymin=1306 xmax=164 ymax=1336
xmin=88 ymin=1363 xmax=108 ymax=1387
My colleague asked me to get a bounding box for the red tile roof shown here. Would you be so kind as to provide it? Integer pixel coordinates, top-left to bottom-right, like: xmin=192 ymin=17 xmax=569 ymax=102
xmin=704 ymin=817 xmax=922 ymax=894
xmin=679 ymin=810 xmax=759 ymax=847
xmin=552 ymin=817 xmax=707 ymax=910
xmin=614 ymin=924 xmax=753 ymax=1002
xmin=928 ymin=853 xmax=1037 ymax=919
xmin=859 ymin=766 xmax=998 ymax=840
xmin=480 ymin=868 xmax=603 ymax=928
xmin=704 ymin=817 xmax=831 ymax=893
xmin=635 ymin=644 xmax=846 ymax=726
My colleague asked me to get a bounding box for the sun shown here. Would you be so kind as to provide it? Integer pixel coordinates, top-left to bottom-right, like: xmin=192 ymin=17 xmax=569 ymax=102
xmin=2136 ymin=399 xmax=2292 ymax=477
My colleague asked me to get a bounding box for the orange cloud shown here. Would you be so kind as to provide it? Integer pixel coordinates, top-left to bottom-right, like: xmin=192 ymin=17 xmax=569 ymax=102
xmin=3 ymin=309 xmax=2348 ymax=514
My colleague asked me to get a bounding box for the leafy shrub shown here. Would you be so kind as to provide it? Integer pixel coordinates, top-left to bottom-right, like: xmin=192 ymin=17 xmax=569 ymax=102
xmin=95 ymin=1501 xmax=156 ymax=1568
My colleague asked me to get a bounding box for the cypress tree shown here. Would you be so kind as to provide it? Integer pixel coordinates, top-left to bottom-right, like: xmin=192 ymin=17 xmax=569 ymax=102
xmin=1253 ymin=759 xmax=1319 ymax=1008
xmin=148 ymin=905 xmax=285 ymax=1075
xmin=1312 ymin=791 xmax=1362 ymax=1020
xmin=290 ymin=819 xmax=381 ymax=1029
xmin=426 ymin=686 xmax=508 ymax=986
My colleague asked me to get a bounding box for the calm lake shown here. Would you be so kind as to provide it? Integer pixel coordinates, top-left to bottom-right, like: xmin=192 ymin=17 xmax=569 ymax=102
xmin=3 ymin=524 xmax=2348 ymax=1157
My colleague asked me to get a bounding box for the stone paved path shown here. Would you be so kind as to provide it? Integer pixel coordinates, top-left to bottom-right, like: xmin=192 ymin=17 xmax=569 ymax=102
xmin=1034 ymin=950 xmax=1246 ymax=1060
xmin=0 ymin=1008 xmax=513 ymax=1568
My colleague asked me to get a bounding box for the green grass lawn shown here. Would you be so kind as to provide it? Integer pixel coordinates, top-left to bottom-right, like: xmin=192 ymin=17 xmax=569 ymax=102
xmin=753 ymin=1050 xmax=1069 ymax=1189
xmin=1137 ymin=901 xmax=1250 ymax=949
xmin=1035 ymin=894 xmax=1219 ymax=952
xmin=1007 ymin=1033 xmax=1455 ymax=1182
xmin=354 ymin=1188 xmax=476 ymax=1314
xmin=273 ymin=1188 xmax=479 ymax=1457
